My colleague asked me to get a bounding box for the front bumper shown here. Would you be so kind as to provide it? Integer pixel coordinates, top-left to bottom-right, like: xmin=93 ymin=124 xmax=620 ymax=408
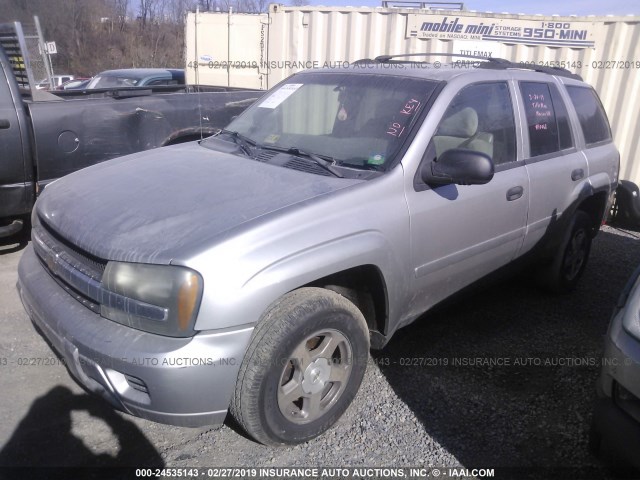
xmin=593 ymin=296 xmax=640 ymax=469
xmin=17 ymin=245 xmax=254 ymax=427
xmin=591 ymin=397 xmax=640 ymax=470
xmin=597 ymin=268 xmax=640 ymax=403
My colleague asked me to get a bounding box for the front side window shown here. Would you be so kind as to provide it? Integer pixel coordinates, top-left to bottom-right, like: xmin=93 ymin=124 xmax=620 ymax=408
xmin=566 ymin=86 xmax=612 ymax=146
xmin=431 ymin=82 xmax=516 ymax=165
xmin=220 ymin=72 xmax=439 ymax=171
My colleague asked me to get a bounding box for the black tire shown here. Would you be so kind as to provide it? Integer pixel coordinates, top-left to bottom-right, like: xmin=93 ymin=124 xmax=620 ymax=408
xmin=541 ymin=210 xmax=593 ymax=293
xmin=588 ymin=422 xmax=602 ymax=455
xmin=230 ymin=287 xmax=370 ymax=445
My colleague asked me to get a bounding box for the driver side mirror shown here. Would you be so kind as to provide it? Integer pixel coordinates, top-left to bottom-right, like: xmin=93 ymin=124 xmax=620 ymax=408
xmin=421 ymin=148 xmax=494 ymax=186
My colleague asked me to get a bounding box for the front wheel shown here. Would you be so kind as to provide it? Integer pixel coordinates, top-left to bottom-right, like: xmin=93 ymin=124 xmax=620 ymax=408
xmin=230 ymin=287 xmax=370 ymax=445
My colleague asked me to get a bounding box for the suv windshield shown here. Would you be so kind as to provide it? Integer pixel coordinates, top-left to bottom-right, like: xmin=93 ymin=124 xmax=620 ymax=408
xmin=212 ymin=72 xmax=439 ymax=171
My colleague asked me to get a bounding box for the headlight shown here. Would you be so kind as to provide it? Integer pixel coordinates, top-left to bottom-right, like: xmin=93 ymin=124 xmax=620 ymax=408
xmin=100 ymin=262 xmax=203 ymax=337
xmin=621 ymin=267 xmax=640 ymax=341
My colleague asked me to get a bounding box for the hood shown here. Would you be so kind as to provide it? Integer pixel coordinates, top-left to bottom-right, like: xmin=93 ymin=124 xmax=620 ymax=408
xmin=36 ymin=142 xmax=362 ymax=264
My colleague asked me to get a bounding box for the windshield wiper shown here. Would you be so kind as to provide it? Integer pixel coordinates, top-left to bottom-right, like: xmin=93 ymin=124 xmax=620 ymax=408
xmin=217 ymin=129 xmax=256 ymax=156
xmin=289 ymin=148 xmax=344 ymax=178
xmin=260 ymin=145 xmax=343 ymax=178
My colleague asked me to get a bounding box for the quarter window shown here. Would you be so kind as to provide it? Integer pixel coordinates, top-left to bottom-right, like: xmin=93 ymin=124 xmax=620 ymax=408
xmin=566 ymin=86 xmax=612 ymax=146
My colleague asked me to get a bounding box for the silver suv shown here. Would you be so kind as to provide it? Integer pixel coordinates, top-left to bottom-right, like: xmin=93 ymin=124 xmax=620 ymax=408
xmin=18 ymin=56 xmax=619 ymax=445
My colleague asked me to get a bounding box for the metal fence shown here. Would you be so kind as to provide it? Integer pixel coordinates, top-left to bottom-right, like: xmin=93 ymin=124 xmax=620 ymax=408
xmin=20 ymin=17 xmax=53 ymax=86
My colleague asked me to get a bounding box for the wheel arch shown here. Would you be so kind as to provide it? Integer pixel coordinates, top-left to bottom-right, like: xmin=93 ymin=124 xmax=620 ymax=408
xmin=577 ymin=190 xmax=610 ymax=236
xmin=218 ymin=230 xmax=400 ymax=347
xmin=303 ymin=264 xmax=389 ymax=349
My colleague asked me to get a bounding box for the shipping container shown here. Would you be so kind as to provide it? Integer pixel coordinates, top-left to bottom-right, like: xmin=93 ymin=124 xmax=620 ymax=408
xmin=185 ymin=6 xmax=640 ymax=185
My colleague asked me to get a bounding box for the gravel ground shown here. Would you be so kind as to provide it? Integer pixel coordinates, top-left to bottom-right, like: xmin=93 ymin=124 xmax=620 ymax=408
xmin=0 ymin=225 xmax=639 ymax=479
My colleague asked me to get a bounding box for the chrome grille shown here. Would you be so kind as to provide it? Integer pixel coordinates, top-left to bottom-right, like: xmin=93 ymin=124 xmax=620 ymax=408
xmin=33 ymin=219 xmax=168 ymax=321
xmin=37 ymin=218 xmax=106 ymax=281
xmin=32 ymin=225 xmax=103 ymax=310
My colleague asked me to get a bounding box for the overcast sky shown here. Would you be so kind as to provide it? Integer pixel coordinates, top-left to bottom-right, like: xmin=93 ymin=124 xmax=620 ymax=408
xmin=311 ymin=0 xmax=638 ymax=16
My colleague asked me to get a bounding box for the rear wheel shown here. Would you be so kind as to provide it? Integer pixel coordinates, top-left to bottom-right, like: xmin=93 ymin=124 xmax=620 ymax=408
xmin=541 ymin=210 xmax=593 ymax=293
xmin=230 ymin=287 xmax=369 ymax=445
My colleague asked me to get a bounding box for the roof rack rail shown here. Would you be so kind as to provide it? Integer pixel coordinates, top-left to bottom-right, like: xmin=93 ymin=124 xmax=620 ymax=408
xmin=374 ymin=53 xmax=490 ymax=62
xmin=380 ymin=1 xmax=465 ymax=10
xmin=478 ymin=59 xmax=583 ymax=80
xmin=371 ymin=53 xmax=582 ymax=80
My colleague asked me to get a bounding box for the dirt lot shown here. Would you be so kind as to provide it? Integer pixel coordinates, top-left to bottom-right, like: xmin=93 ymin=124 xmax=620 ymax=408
xmin=1 ymin=225 xmax=639 ymax=479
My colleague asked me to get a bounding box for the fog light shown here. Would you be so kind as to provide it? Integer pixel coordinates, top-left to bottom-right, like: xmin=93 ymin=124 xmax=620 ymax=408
xmin=614 ymin=382 xmax=640 ymax=423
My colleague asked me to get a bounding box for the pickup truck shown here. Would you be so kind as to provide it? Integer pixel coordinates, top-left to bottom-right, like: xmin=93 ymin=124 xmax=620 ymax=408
xmin=0 ymin=22 xmax=261 ymax=237
xmin=18 ymin=55 xmax=619 ymax=446
xmin=35 ymin=74 xmax=74 ymax=90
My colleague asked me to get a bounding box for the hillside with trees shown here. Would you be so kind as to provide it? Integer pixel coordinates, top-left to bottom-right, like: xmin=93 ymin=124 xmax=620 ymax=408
xmin=0 ymin=0 xmax=287 ymax=77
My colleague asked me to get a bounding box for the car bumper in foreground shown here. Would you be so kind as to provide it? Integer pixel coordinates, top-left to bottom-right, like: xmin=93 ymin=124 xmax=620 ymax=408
xmin=17 ymin=245 xmax=254 ymax=427
xmin=592 ymin=278 xmax=640 ymax=471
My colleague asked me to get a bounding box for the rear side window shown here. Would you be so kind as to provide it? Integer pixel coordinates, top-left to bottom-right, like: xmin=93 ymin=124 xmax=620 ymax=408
xmin=549 ymin=84 xmax=573 ymax=151
xmin=520 ymin=82 xmax=568 ymax=157
xmin=566 ymin=86 xmax=612 ymax=146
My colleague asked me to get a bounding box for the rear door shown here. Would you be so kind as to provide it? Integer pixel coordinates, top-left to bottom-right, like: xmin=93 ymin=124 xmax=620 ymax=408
xmin=515 ymin=78 xmax=589 ymax=256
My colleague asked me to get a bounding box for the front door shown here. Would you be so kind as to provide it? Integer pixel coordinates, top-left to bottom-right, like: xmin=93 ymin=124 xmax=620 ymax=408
xmin=405 ymin=81 xmax=529 ymax=313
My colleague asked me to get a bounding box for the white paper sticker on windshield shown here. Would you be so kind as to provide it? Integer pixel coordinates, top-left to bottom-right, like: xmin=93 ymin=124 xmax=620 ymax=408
xmin=258 ymin=83 xmax=303 ymax=109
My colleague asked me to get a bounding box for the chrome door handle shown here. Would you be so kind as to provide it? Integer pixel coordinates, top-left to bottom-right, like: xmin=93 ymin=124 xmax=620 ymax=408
xmin=506 ymin=186 xmax=524 ymax=201
xmin=571 ymin=168 xmax=584 ymax=181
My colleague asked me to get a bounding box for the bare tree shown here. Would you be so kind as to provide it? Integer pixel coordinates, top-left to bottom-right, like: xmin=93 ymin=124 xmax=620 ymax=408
xmin=169 ymin=0 xmax=195 ymax=21
xmin=1 ymin=0 xmax=197 ymax=75
xmin=138 ymin=0 xmax=156 ymax=27
xmin=111 ymin=0 xmax=129 ymax=31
